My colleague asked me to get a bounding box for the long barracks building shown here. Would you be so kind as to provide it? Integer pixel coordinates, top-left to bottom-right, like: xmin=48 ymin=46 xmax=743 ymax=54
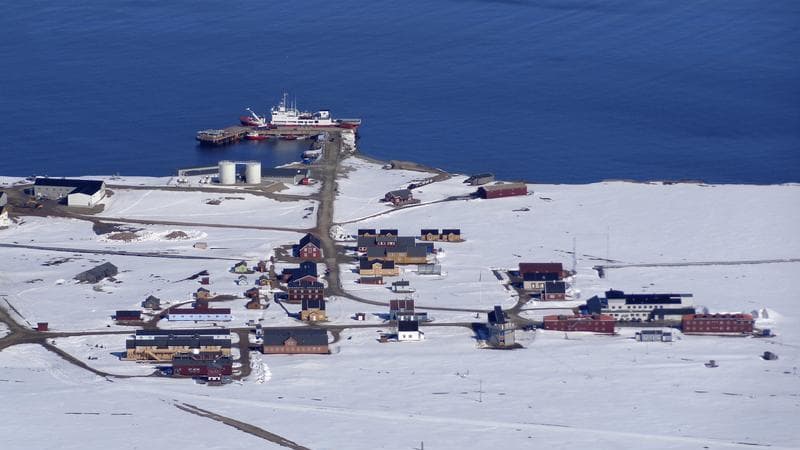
xmin=583 ymin=289 xmax=695 ymax=322
xmin=125 ymin=329 xmax=231 ymax=361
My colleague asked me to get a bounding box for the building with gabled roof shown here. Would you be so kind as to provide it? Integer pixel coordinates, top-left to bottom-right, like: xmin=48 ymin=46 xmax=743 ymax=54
xmin=420 ymin=229 xmax=440 ymax=241
xmin=74 ymin=262 xmax=118 ymax=284
xmin=359 ymin=258 xmax=399 ymax=277
xmin=476 ymin=182 xmax=527 ymax=199
xmin=195 ymin=287 xmax=211 ymax=300
xmin=383 ymin=190 xmax=418 ymax=206
xmin=542 ymin=281 xmax=567 ymax=301
xmin=261 ymin=327 xmax=329 ymax=354
xmin=357 ymin=228 xmax=376 ymax=237
xmin=296 ymin=233 xmax=323 ymax=260
xmin=141 ymin=295 xmax=161 ymax=310
xmin=391 ymin=279 xmax=415 ymax=293
xmin=440 ymin=229 xmax=462 ymax=242
xmin=301 ymin=298 xmax=327 ymax=322
xmin=487 ymin=306 xmax=515 ymax=347
xmin=232 ymin=261 xmax=251 ymax=274
xmin=280 ymin=261 xmax=319 ymax=283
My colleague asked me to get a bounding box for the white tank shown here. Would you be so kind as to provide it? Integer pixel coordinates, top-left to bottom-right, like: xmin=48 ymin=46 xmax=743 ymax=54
xmin=245 ymin=161 xmax=262 ymax=184
xmin=218 ymin=160 xmax=236 ymax=185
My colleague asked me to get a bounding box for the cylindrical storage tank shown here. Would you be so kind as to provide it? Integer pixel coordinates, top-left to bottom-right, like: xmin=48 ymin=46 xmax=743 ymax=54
xmin=245 ymin=161 xmax=262 ymax=184
xmin=219 ymin=160 xmax=236 ymax=185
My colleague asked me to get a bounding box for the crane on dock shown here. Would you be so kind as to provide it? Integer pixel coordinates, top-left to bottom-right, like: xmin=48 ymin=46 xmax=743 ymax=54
xmin=241 ymin=107 xmax=268 ymax=128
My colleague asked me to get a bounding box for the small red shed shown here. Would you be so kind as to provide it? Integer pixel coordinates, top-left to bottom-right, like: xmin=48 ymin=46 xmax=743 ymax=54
xmin=477 ymin=183 xmax=528 ymax=199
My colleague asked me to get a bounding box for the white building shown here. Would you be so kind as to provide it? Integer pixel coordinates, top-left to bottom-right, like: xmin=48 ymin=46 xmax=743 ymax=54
xmin=636 ymin=329 xmax=673 ymax=342
xmin=397 ymin=320 xmax=424 ymax=341
xmin=33 ymin=178 xmax=106 ymax=207
xmin=167 ymin=306 xmax=232 ymax=322
xmin=585 ymin=289 xmax=694 ymax=322
xmin=130 ymin=329 xmax=231 ymax=342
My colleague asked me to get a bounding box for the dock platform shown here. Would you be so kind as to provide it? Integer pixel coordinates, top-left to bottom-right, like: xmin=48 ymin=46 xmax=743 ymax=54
xmin=196 ymin=125 xmax=344 ymax=145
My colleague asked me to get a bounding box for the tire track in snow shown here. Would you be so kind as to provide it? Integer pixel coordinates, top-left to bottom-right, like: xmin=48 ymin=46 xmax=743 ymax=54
xmin=131 ymin=387 xmax=784 ymax=449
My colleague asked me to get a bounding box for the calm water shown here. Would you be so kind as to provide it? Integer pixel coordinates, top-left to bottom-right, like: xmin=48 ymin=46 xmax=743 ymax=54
xmin=0 ymin=0 xmax=797 ymax=183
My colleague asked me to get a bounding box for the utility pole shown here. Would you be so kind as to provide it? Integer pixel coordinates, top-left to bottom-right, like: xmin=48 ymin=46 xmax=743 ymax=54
xmin=479 ymin=379 xmax=483 ymax=403
xmin=571 ymin=236 xmax=577 ymax=274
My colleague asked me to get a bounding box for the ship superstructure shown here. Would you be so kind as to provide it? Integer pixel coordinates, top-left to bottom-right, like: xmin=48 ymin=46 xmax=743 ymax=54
xmin=270 ymin=93 xmax=336 ymax=127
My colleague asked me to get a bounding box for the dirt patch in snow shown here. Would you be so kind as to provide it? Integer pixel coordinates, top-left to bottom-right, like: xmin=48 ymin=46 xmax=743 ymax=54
xmin=106 ymin=232 xmax=140 ymax=241
xmin=165 ymin=231 xmax=189 ymax=240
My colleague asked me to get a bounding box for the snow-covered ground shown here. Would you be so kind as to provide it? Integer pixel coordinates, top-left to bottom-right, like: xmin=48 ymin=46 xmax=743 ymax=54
xmin=335 ymin=159 xmax=799 ymax=318
xmin=2 ymin=325 xmax=798 ymax=449
xmin=99 ymin=188 xmax=317 ymax=228
xmin=0 ymin=216 xmax=303 ymax=330
xmin=1 ymin=162 xmax=798 ymax=449
xmin=334 ymin=158 xmax=477 ymax=223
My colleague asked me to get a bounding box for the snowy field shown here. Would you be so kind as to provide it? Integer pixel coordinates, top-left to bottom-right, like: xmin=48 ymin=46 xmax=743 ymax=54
xmin=1 ymin=165 xmax=799 ymax=449
xmin=336 ymin=159 xmax=799 ymax=317
xmin=334 ymin=158 xmax=476 ymax=223
xmin=0 ymin=216 xmax=303 ymax=330
xmin=99 ymin=188 xmax=317 ymax=228
xmin=1 ymin=325 xmax=798 ymax=450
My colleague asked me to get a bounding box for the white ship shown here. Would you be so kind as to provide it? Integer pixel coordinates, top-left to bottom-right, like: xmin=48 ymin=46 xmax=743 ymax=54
xmin=270 ymin=93 xmax=336 ymax=128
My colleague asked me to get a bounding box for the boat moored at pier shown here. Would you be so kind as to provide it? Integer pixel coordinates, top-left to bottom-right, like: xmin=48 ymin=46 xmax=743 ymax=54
xmin=270 ymin=93 xmax=336 ymax=128
xmin=239 ymin=93 xmax=361 ymax=130
xmin=245 ymin=131 xmax=269 ymax=141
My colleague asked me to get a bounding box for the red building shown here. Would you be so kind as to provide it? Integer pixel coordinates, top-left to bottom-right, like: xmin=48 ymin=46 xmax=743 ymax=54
xmin=682 ymin=313 xmax=754 ymax=334
xmin=519 ymin=262 xmax=565 ymax=277
xmin=171 ymin=352 xmax=232 ymax=379
xmin=477 ymin=183 xmax=527 ymax=199
xmin=359 ymin=276 xmax=384 ymax=285
xmin=287 ymin=279 xmax=325 ymax=303
xmin=297 ymin=233 xmax=323 ymax=260
xmin=36 ymin=322 xmax=48 ymax=331
xmin=543 ymin=314 xmax=615 ymax=334
xmin=262 ymin=328 xmax=330 ymax=355
xmin=115 ymin=310 xmax=142 ymax=321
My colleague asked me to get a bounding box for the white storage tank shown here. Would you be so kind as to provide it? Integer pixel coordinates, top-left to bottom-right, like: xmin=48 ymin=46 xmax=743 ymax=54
xmin=218 ymin=160 xmax=236 ymax=185
xmin=245 ymin=161 xmax=262 ymax=184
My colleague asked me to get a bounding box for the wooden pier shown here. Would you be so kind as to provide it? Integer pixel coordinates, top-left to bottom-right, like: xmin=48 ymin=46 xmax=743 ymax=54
xmin=196 ymin=125 xmax=344 ymax=145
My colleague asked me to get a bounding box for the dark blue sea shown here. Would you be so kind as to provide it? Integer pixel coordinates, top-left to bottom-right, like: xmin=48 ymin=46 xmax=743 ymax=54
xmin=1 ymin=0 xmax=798 ymax=183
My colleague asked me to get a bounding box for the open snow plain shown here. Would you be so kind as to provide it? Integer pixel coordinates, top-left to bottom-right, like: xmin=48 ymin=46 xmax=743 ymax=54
xmin=1 ymin=156 xmax=798 ymax=449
